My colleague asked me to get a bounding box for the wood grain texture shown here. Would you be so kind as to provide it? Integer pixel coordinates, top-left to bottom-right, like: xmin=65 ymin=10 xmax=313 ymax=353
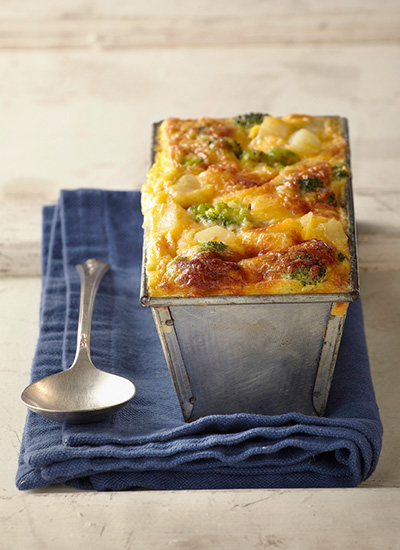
xmin=1 ymin=0 xmax=399 ymax=19
xmin=0 ymin=13 xmax=399 ymax=50
xmin=1 ymin=487 xmax=399 ymax=549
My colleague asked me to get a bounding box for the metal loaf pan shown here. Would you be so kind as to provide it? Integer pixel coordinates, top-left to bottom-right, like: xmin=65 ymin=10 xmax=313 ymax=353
xmin=140 ymin=117 xmax=360 ymax=422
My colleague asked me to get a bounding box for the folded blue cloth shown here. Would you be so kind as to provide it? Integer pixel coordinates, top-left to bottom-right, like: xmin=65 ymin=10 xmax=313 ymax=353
xmin=16 ymin=189 xmax=383 ymax=491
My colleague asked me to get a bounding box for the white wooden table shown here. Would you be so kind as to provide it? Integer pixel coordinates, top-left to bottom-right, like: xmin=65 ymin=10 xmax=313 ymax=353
xmin=1 ymin=2 xmax=400 ymax=548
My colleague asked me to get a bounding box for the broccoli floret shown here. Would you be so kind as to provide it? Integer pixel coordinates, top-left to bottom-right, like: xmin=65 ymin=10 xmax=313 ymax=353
xmin=325 ymin=191 xmax=337 ymax=205
xmin=198 ymin=241 xmax=229 ymax=253
xmin=234 ymin=113 xmax=265 ymax=128
xmin=189 ymin=202 xmax=249 ymax=228
xmin=263 ymin=147 xmax=300 ymax=169
xmin=181 ymin=155 xmax=204 ymax=166
xmin=240 ymin=149 xmax=266 ymax=164
xmin=209 ymin=137 xmax=242 ymax=158
xmin=240 ymin=147 xmax=300 ymax=170
xmin=332 ymin=163 xmax=349 ymax=181
xmin=298 ymin=176 xmax=324 ymax=195
xmin=286 ymin=265 xmax=327 ymax=286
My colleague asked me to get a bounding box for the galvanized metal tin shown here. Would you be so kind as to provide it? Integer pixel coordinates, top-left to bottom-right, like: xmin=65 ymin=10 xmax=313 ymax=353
xmin=140 ymin=116 xmax=359 ymax=422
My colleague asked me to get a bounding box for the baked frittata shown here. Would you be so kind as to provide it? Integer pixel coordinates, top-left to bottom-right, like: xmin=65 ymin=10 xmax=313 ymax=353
xmin=141 ymin=114 xmax=353 ymax=297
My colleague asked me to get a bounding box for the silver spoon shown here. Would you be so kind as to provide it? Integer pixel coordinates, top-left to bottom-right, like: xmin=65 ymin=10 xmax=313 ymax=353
xmin=21 ymin=259 xmax=136 ymax=423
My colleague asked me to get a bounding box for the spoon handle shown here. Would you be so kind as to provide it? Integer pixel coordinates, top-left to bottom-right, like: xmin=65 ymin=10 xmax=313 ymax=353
xmin=74 ymin=259 xmax=111 ymax=364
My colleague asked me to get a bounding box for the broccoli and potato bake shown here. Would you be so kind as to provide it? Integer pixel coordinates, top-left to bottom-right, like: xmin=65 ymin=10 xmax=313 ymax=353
xmin=141 ymin=113 xmax=353 ymax=297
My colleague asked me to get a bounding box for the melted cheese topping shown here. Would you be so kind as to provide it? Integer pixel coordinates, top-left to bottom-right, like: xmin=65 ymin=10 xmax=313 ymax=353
xmin=141 ymin=114 xmax=353 ymax=297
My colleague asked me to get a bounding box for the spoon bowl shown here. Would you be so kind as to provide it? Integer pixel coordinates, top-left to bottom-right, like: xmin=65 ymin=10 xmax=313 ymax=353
xmin=21 ymin=357 xmax=136 ymax=423
xmin=21 ymin=259 xmax=135 ymax=423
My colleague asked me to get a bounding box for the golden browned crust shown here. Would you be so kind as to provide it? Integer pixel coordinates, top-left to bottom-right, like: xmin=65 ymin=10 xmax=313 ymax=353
xmin=142 ymin=114 xmax=352 ymax=297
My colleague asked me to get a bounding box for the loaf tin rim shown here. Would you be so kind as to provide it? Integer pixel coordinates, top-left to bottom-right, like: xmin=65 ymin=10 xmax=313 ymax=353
xmin=140 ymin=115 xmax=360 ymax=307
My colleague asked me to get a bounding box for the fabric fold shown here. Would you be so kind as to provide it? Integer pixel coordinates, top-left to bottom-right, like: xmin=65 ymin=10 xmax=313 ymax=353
xmin=16 ymin=189 xmax=382 ymax=491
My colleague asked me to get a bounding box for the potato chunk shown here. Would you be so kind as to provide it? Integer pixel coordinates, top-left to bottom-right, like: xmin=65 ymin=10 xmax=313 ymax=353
xmin=195 ymin=225 xmax=244 ymax=253
xmin=288 ymin=129 xmax=321 ymax=155
xmin=170 ymin=174 xmax=213 ymax=208
xmin=257 ymin=116 xmax=290 ymax=139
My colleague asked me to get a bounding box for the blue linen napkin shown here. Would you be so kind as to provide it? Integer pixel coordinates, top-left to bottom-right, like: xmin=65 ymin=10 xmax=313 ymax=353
xmin=16 ymin=189 xmax=383 ymax=491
